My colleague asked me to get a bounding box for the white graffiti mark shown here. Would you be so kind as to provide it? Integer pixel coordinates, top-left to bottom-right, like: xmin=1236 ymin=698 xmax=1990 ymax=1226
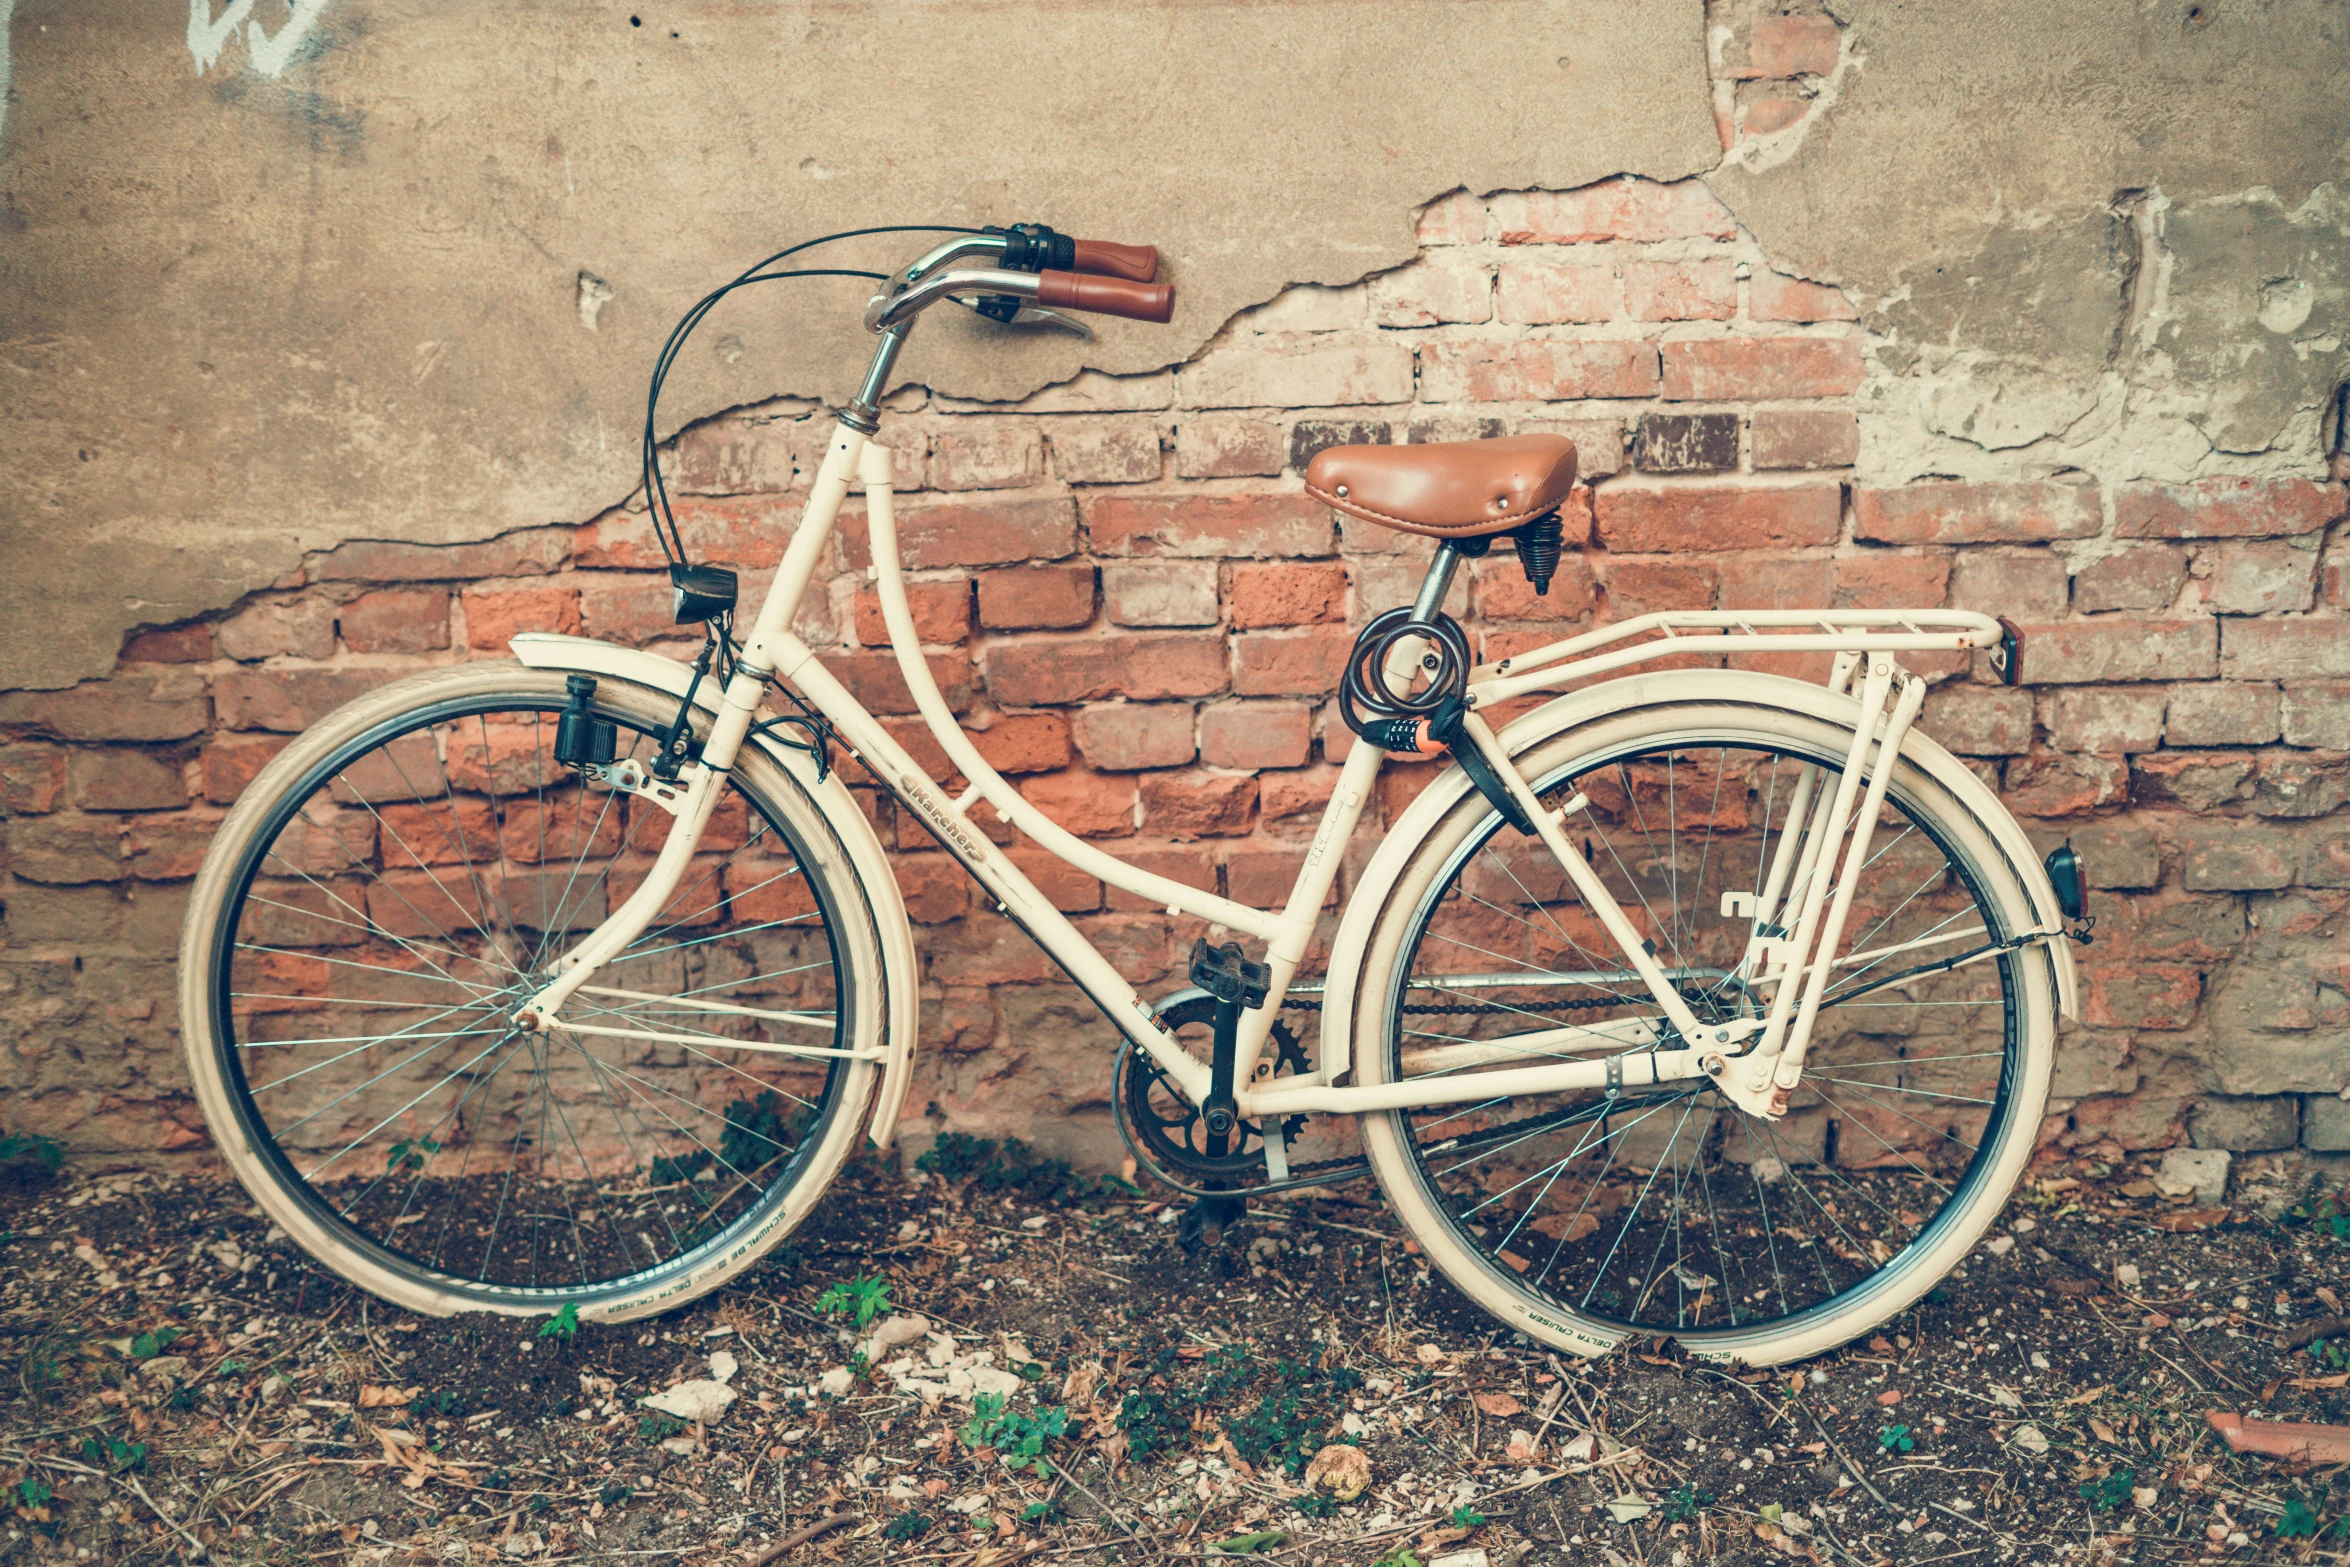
xmin=187 ymin=0 xmax=331 ymax=79
xmin=0 ymin=0 xmax=15 ymax=159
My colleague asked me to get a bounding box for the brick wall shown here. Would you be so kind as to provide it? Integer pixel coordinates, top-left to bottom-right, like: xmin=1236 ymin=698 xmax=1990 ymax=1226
xmin=4 ymin=160 xmax=2347 ymax=1174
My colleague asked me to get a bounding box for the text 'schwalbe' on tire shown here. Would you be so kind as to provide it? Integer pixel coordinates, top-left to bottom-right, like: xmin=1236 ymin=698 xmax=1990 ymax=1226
xmin=1358 ymin=704 xmax=2054 ymax=1367
xmin=177 ymin=665 xmax=883 ymax=1319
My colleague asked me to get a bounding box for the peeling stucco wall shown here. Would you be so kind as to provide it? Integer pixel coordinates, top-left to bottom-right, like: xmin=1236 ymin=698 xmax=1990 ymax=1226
xmin=0 ymin=0 xmax=1717 ymax=690
xmin=1708 ymin=0 xmax=2350 ymax=487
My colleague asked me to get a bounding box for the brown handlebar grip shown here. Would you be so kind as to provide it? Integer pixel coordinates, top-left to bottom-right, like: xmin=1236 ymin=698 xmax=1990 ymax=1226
xmin=1068 ymin=239 xmax=1160 ymax=282
xmin=1036 ymin=270 xmax=1175 ymax=323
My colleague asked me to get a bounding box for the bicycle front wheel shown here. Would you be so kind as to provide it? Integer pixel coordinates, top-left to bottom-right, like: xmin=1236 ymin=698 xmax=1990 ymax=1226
xmin=177 ymin=663 xmax=885 ymax=1320
xmin=1357 ymin=701 xmax=2055 ymax=1366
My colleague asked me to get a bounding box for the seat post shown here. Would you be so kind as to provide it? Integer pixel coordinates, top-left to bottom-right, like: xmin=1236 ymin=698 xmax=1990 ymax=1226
xmin=1412 ymin=544 xmax=1464 ymax=621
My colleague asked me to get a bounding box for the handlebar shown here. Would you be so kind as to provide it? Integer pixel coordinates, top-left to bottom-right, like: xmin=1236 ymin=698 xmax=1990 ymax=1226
xmin=1069 ymin=239 xmax=1158 ymax=282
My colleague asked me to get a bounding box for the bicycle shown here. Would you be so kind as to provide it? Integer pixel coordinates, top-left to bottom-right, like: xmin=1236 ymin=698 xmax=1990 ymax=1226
xmin=177 ymin=222 xmax=2090 ymax=1365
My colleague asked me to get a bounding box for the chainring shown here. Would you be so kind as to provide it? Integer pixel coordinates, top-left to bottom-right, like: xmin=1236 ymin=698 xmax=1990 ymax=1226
xmin=1115 ymin=994 xmax=1309 ymax=1180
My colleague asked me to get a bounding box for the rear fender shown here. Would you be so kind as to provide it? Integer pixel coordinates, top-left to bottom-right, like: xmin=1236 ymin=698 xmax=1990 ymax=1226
xmin=1319 ymin=670 xmax=2080 ymax=1079
xmin=510 ymin=634 xmax=921 ymax=1148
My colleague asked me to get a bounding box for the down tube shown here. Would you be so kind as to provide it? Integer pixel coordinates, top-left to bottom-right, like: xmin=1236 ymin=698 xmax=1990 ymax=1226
xmin=767 ymin=641 xmax=1215 ymax=1106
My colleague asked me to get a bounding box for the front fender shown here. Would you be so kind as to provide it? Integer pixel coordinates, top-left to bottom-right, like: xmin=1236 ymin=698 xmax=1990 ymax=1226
xmin=1319 ymin=670 xmax=2080 ymax=1080
xmin=510 ymin=633 xmax=922 ymax=1149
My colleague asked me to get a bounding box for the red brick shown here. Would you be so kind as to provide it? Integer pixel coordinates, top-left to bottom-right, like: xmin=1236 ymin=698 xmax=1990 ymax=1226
xmin=1834 ymin=554 xmax=1949 ymax=609
xmin=1103 ymin=562 xmax=1222 ymax=627
xmin=930 ymin=422 xmax=1040 ymax=491
xmin=2048 ymin=688 xmax=2167 ymax=753
xmin=464 ymin=588 xmax=581 ymax=650
xmin=1199 ymin=702 xmax=1313 ymax=770
xmin=1749 ymin=409 xmax=1858 ymax=470
xmin=1222 ymin=845 xmax=1337 ymax=909
xmin=1659 ymin=336 xmax=1863 ymax=401
xmin=1731 ymin=14 xmax=1843 ymax=78
xmin=1623 ymin=260 xmax=1736 ymax=322
xmin=200 ymin=733 xmax=289 ymax=805
xmin=1494 ymin=260 xmax=1617 ymax=325
xmin=216 ymin=598 xmax=337 ymax=662
xmin=895 ymin=854 xmax=969 ymax=923
xmin=1418 ymin=339 xmax=1660 ymax=403
xmin=0 ymin=744 xmax=67 ymax=813
xmin=1229 ymin=563 xmax=1347 ymax=628
xmin=1174 ymin=416 xmax=1285 ymax=480
xmin=0 ymin=671 xmax=210 ymax=742
xmin=975 ymin=567 xmax=1091 ymax=631
xmin=577 ymin=573 xmax=683 ymax=648
xmin=1594 ymin=484 xmax=1841 ymax=552
xmin=118 ymin=624 xmax=214 ymax=663
xmin=856 ymin=579 xmax=973 ymax=644
xmin=1261 ymin=768 xmax=1340 ymax=833
xmin=1739 ymin=96 xmax=1809 ymax=136
xmin=671 ymin=415 xmax=797 ymax=494
xmin=1232 ymin=627 xmax=1354 ymax=697
xmin=1415 ymin=190 xmax=1486 ymax=246
xmin=1921 ymin=685 xmax=2034 ymax=755
xmin=1070 ymin=704 xmax=1197 ymax=770
xmin=1102 ymin=844 xmax=1220 ymax=911
xmin=340 ymin=590 xmax=452 ymax=654
xmin=1949 ymin=552 xmax=2070 ymax=619
xmin=2199 ymin=542 xmax=2318 ymax=615
xmin=1018 ymin=770 xmax=1137 ymax=837
xmin=839 ymin=496 xmax=1078 ymax=570
xmin=824 ymin=650 xmax=975 ymax=715
xmin=2131 ymin=752 xmax=2257 ymax=812
xmin=969 ymin=713 xmax=1072 ymax=774
xmin=988 ymin=636 xmax=1226 ymax=706
xmin=2175 ymin=820 xmax=2295 ymax=892
xmin=1599 ymin=560 xmax=1719 ymax=617
xmin=1047 ymin=417 xmax=1161 ymax=485
xmin=1005 ymin=847 xmax=1103 ymax=913
xmin=1471 ymin=554 xmax=1598 ymax=621
xmin=580 ymin=496 xmax=796 ymax=570
xmin=213 ymin=668 xmax=381 ymax=732
xmin=1717 ymin=555 xmax=1833 ymax=613
xmin=5 ymin=815 xmax=122 ymax=883
xmin=314 ymin=527 xmax=573 ymax=582
xmin=1748 ymin=271 xmax=1858 ymax=322
xmin=2001 ymin=751 xmax=2130 ymax=816
xmin=2281 ymin=682 xmax=2350 ymax=748
xmin=2082 ymin=963 xmax=2203 ymax=1029
xmin=2165 ymin=683 xmax=2282 ymax=747
xmin=1086 ymin=494 xmax=1332 ymax=558
xmin=2011 ymin=620 xmax=2217 ymax=684
xmin=1853 ymin=482 xmax=2099 ymax=545
xmin=2219 ymin=618 xmax=2350 ymax=681
xmin=67 ymin=750 xmax=188 ymax=812
xmin=1491 ymin=179 xmax=1737 ymax=244
xmin=2114 ymin=477 xmax=2344 ymax=540
xmin=1371 ymin=256 xmax=1494 ymax=327
xmin=1139 ymin=772 xmax=1259 ymax=838
xmin=2073 ymin=545 xmax=2187 ymax=613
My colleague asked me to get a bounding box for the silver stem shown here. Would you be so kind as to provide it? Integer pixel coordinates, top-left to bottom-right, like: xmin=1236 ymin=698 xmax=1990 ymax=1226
xmin=1413 ymin=544 xmax=1464 ymax=621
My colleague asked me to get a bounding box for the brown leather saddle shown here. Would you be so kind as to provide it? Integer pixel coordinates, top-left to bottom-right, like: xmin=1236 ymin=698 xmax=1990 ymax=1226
xmin=1303 ymin=433 xmax=1578 ymax=539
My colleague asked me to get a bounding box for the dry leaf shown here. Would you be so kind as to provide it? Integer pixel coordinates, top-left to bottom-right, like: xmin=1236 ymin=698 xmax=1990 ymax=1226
xmin=2062 ymin=1386 xmax=2110 ymax=1407
xmin=358 ymin=1384 xmax=419 ymax=1409
xmin=2088 ymin=1417 xmax=2120 ymax=1444
xmin=1473 ymin=1391 xmax=1523 ymax=1418
xmin=2288 ymin=1374 xmax=2349 ymax=1390
xmin=1498 ymin=1251 xmax=1532 ymax=1273
xmin=2154 ymin=1209 xmax=2225 ymax=1233
xmin=1531 ymin=1210 xmax=1601 ymax=1243
xmin=1875 ymin=1390 xmax=1902 ymax=1407
xmin=1305 ymin=1443 xmax=1371 ymax=1501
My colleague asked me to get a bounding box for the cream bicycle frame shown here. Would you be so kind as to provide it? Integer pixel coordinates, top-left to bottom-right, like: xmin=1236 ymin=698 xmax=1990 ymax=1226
xmin=511 ymin=261 xmax=2032 ymax=1136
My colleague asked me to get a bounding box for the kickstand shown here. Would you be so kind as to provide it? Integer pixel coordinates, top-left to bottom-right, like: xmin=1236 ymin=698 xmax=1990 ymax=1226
xmin=1178 ymin=1188 xmax=1247 ymax=1252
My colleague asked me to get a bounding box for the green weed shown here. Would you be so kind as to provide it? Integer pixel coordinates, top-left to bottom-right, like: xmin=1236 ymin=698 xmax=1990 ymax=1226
xmin=0 ymin=1133 xmax=63 ymax=1176
xmin=80 ymin=1435 xmax=147 ymax=1473
xmin=128 ymin=1328 xmax=183 ymax=1361
xmin=816 ymin=1275 xmax=893 ymax=1330
xmin=2276 ymin=1496 xmax=2319 ymax=1540
xmin=637 ymin=1413 xmax=685 ymax=1445
xmin=916 ymin=1131 xmax=1139 ymax=1206
xmin=537 ymin=1302 xmax=580 ymax=1341
xmin=1662 ymin=1482 xmax=1714 ymax=1522
xmin=1877 ymin=1424 xmax=1915 ymax=1454
xmin=960 ymin=1391 xmax=1069 ymax=1476
xmin=2079 ymin=1471 xmax=2134 ymax=1512
xmin=385 ymin=1136 xmax=440 ymax=1174
xmin=1450 ymin=1504 xmax=1488 ymax=1529
xmin=882 ymin=1511 xmax=933 ymax=1541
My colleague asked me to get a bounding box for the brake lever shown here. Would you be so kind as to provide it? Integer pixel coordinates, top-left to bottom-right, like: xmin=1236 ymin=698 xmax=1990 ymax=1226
xmin=947 ymin=294 xmax=1093 ymax=339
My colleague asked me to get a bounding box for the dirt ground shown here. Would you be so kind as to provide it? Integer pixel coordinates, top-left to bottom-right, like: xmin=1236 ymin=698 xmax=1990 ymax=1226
xmin=1 ymin=1139 xmax=2346 ymax=1567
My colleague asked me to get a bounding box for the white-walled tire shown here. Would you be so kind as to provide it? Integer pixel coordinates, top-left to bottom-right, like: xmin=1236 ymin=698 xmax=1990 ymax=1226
xmin=1355 ymin=701 xmax=2056 ymax=1366
xmin=177 ymin=663 xmax=885 ymax=1321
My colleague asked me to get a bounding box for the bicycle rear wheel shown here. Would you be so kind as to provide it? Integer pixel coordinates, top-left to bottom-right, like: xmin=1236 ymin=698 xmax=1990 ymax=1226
xmin=1357 ymin=701 xmax=2054 ymax=1365
xmin=178 ymin=663 xmax=884 ymax=1319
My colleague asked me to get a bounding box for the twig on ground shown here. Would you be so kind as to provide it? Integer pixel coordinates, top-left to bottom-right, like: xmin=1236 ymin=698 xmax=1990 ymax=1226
xmin=740 ymin=1510 xmax=859 ymax=1565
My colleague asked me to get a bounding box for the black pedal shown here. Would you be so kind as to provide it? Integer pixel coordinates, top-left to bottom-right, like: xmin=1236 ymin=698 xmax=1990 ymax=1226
xmin=1188 ymin=939 xmax=1271 ymax=1010
xmin=552 ymin=676 xmax=617 ymax=768
xmin=1179 ymin=1192 xmax=1247 ymax=1254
